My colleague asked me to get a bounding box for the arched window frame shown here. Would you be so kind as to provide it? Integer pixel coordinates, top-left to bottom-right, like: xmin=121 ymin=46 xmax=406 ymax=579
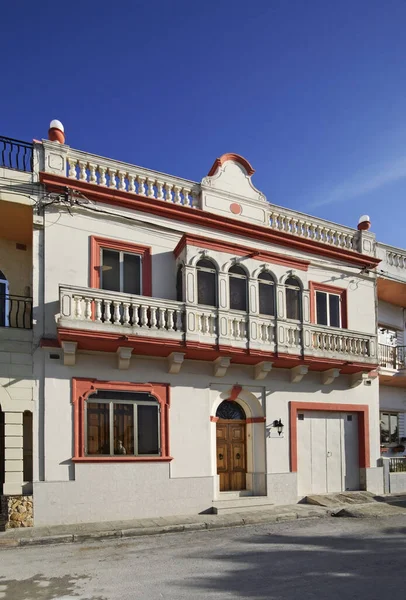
xmin=196 ymin=258 xmax=218 ymax=307
xmin=285 ymin=276 xmax=302 ymax=321
xmin=229 ymin=264 xmax=249 ymax=312
xmin=258 ymin=270 xmax=276 ymax=317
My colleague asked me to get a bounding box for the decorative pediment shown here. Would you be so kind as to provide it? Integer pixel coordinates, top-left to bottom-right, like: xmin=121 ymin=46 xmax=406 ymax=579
xmin=201 ymin=153 xmax=269 ymax=225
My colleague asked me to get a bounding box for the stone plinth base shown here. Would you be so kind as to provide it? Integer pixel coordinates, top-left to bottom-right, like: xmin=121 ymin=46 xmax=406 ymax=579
xmin=0 ymin=495 xmax=33 ymax=529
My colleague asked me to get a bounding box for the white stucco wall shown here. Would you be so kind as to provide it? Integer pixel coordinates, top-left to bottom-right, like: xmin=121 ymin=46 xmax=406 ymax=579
xmin=33 ymin=351 xmax=380 ymax=526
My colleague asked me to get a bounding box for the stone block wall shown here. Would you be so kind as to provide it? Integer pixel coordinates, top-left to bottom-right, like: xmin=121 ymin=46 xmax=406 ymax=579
xmin=0 ymin=495 xmax=33 ymax=529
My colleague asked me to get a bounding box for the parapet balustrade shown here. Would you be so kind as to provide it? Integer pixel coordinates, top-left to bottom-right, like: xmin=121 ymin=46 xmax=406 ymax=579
xmin=58 ymin=285 xmax=376 ymax=363
xmin=65 ymin=149 xmax=199 ymax=208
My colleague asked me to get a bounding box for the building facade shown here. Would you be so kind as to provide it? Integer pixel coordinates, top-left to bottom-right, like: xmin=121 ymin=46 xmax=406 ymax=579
xmin=376 ymin=243 xmax=406 ymax=491
xmin=2 ymin=122 xmax=401 ymax=528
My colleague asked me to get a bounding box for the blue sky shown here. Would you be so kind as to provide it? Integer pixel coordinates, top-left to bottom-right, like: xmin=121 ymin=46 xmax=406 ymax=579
xmin=2 ymin=1 xmax=406 ymax=247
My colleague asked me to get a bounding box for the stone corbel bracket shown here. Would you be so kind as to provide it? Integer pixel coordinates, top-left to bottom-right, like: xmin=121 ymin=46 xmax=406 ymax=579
xmin=254 ymin=361 xmax=273 ymax=381
xmin=350 ymin=372 xmax=368 ymax=388
xmin=321 ymin=368 xmax=341 ymax=386
xmin=290 ymin=365 xmax=309 ymax=384
xmin=214 ymin=357 xmax=231 ymax=378
xmin=117 ymin=346 xmax=133 ymax=370
xmin=62 ymin=341 xmax=77 ymax=366
xmin=168 ymin=352 xmax=185 ymax=374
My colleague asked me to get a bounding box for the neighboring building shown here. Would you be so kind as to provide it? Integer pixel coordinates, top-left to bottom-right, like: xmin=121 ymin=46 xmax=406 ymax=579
xmin=1 ymin=122 xmax=395 ymax=528
xmin=376 ymin=244 xmax=406 ymax=466
xmin=0 ymin=135 xmax=36 ymax=528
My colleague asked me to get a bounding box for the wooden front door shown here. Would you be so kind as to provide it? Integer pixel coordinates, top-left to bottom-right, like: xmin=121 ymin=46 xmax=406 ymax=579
xmin=217 ymin=420 xmax=246 ymax=491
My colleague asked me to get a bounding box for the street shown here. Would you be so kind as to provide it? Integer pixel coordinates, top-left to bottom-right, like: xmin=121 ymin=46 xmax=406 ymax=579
xmin=1 ymin=515 xmax=405 ymax=600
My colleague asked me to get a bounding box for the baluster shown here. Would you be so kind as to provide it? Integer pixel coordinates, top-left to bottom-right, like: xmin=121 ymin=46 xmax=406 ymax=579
xmin=103 ymin=300 xmax=112 ymax=323
xmin=140 ymin=305 xmax=148 ymax=327
xmin=109 ymin=168 xmax=117 ymax=189
xmin=74 ymin=296 xmax=82 ymax=319
xmin=123 ymin=302 xmax=131 ymax=326
xmin=128 ymin=174 xmax=136 ymax=192
xmin=202 ymin=314 xmax=209 ymax=334
xmin=131 ymin=304 xmax=139 ymax=327
xmin=89 ymin=164 xmax=97 ymax=184
xmin=191 ymin=191 xmax=199 ymax=208
xmin=150 ymin=306 xmax=157 ymax=329
xmin=79 ymin=161 xmax=88 ymax=181
xmin=84 ymin=297 xmax=92 ymax=320
xmin=113 ymin=301 xmax=121 ymax=325
xmin=167 ymin=309 xmax=175 ymax=331
xmin=158 ymin=307 xmax=166 ymax=329
xmin=95 ymin=299 xmax=102 ymax=322
xmin=182 ymin=187 xmax=191 ymax=206
xmin=164 ymin=182 xmax=172 ymax=202
xmin=99 ymin=166 xmax=107 ymax=186
xmin=176 ymin=309 xmax=183 ymax=331
xmin=118 ymin=171 xmax=127 ymax=191
xmin=156 ymin=181 xmax=164 ymax=200
xmin=174 ymin=185 xmax=182 ymax=204
xmin=137 ymin=175 xmax=146 ymax=196
xmin=68 ymin=157 xmax=77 ymax=179
xmin=208 ymin=314 xmax=215 ymax=335
xmin=147 ymin=178 xmax=155 ymax=198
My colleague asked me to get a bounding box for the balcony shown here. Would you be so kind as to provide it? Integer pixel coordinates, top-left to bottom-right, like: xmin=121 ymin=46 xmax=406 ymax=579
xmin=378 ymin=344 xmax=406 ymax=387
xmin=56 ymin=286 xmax=377 ymax=374
xmin=0 ymin=294 xmax=32 ymax=329
xmin=0 ymin=136 xmax=33 ymax=172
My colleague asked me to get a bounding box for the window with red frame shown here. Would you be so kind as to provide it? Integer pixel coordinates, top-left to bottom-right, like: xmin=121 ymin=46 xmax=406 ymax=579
xmin=86 ymin=390 xmax=160 ymax=457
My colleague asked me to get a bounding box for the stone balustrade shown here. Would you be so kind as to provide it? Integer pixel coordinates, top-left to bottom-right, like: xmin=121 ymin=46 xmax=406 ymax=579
xmin=65 ymin=148 xmax=200 ymax=208
xmin=377 ymin=242 xmax=406 ymax=274
xmin=307 ymin=324 xmax=375 ymax=361
xmin=58 ymin=286 xmax=376 ymax=364
xmin=39 ymin=143 xmax=373 ymax=255
xmin=268 ymin=207 xmax=356 ymax=250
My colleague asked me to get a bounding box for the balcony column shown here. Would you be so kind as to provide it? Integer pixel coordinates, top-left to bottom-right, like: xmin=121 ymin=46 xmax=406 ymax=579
xmin=248 ymin=278 xmax=261 ymax=349
xmin=217 ymin=271 xmax=231 ymax=345
xmin=183 ymin=264 xmax=199 ymax=342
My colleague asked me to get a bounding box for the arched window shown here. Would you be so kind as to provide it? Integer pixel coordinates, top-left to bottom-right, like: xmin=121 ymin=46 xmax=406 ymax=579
xmin=216 ymin=400 xmax=246 ymax=420
xmin=258 ymin=271 xmax=275 ymax=316
xmin=197 ymin=259 xmax=217 ymax=307
xmin=229 ymin=264 xmax=248 ymax=311
xmin=176 ymin=265 xmax=184 ymax=302
xmin=285 ymin=276 xmax=302 ymax=320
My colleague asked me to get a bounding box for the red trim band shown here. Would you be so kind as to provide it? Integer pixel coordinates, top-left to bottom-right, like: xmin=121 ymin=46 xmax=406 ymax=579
xmin=207 ymin=153 xmax=255 ymax=177
xmin=174 ymin=233 xmax=309 ymax=271
xmin=40 ymin=173 xmax=381 ymax=269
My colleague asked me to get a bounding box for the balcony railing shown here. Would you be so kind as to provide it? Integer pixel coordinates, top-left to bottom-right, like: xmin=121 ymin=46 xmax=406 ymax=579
xmin=378 ymin=344 xmax=406 ymax=370
xmin=59 ymin=285 xmax=376 ymax=363
xmin=0 ymin=295 xmax=33 ymax=329
xmin=0 ymin=136 xmax=33 ymax=172
xmin=389 ymin=457 xmax=406 ymax=473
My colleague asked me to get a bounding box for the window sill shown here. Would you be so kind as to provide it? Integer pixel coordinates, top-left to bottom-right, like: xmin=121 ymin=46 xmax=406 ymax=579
xmin=72 ymin=456 xmax=173 ymax=463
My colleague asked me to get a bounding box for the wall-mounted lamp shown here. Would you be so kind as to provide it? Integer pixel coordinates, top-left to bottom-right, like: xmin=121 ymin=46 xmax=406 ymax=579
xmin=271 ymin=418 xmax=284 ymax=436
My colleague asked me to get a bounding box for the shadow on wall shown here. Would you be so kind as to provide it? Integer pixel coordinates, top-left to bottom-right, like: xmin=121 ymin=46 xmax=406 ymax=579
xmin=171 ymin=523 xmax=406 ymax=599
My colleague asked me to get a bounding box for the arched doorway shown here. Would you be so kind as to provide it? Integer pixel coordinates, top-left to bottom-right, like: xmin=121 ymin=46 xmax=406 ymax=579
xmin=216 ymin=400 xmax=247 ymax=491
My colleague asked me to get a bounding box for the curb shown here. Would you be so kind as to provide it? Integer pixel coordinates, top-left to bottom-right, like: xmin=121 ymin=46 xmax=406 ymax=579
xmin=0 ymin=509 xmax=328 ymax=550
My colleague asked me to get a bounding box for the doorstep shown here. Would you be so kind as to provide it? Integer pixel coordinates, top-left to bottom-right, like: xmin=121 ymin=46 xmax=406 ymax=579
xmin=0 ymin=504 xmax=330 ymax=549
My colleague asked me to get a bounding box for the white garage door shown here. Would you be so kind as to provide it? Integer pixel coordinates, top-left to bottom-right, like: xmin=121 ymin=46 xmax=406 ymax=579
xmin=297 ymin=411 xmax=359 ymax=496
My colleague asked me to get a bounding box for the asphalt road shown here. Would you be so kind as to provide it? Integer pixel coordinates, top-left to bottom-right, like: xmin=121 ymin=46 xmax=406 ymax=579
xmin=1 ymin=515 xmax=405 ymax=600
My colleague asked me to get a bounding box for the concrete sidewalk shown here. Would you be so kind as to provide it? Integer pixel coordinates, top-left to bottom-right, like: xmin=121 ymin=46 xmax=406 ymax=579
xmin=0 ymin=504 xmax=330 ymax=549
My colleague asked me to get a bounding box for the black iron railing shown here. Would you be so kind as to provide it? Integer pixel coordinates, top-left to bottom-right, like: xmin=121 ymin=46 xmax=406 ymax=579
xmin=0 ymin=295 xmax=32 ymax=329
xmin=0 ymin=136 xmax=33 ymax=172
xmin=378 ymin=344 xmax=406 ymax=370
xmin=389 ymin=457 xmax=406 ymax=473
